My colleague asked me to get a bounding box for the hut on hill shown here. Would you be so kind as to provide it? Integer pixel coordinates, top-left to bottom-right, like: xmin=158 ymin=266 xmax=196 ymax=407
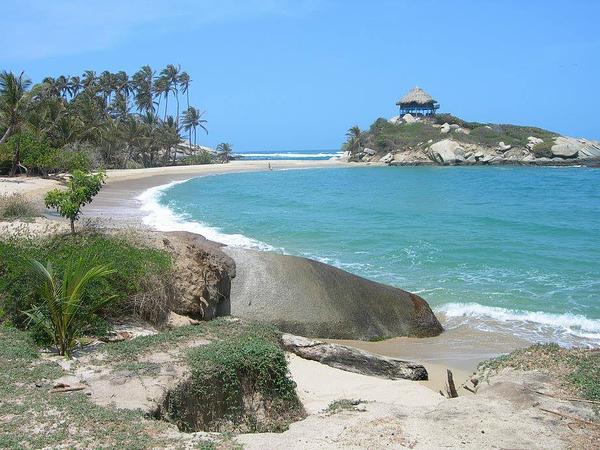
xmin=396 ymin=87 xmax=439 ymax=116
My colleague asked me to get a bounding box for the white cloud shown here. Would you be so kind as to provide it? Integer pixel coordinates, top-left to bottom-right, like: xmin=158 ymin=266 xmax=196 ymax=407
xmin=0 ymin=0 xmax=320 ymax=60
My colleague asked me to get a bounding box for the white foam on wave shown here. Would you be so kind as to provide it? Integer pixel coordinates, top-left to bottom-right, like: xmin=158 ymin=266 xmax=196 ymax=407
xmin=437 ymin=302 xmax=600 ymax=346
xmin=136 ymin=180 xmax=276 ymax=251
xmin=239 ymin=152 xmax=342 ymax=158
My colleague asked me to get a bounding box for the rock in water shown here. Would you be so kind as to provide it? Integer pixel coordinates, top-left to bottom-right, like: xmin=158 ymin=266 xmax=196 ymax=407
xmin=281 ymin=334 xmax=428 ymax=380
xmin=551 ymin=136 xmax=580 ymax=158
xmin=224 ymin=248 xmax=443 ymax=340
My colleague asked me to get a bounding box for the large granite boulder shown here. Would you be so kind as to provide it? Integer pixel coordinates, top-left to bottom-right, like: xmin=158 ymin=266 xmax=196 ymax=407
xmin=281 ymin=334 xmax=428 ymax=380
xmin=551 ymin=137 xmax=580 ymax=158
xmin=428 ymin=139 xmax=465 ymax=165
xmin=551 ymin=136 xmax=600 ymax=160
xmin=224 ymin=248 xmax=443 ymax=340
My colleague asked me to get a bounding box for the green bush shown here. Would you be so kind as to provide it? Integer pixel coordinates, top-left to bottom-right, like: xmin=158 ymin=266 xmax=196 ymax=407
xmin=181 ymin=149 xmax=213 ymax=165
xmin=532 ymin=140 xmax=555 ymax=158
xmin=165 ymin=331 xmax=302 ymax=432
xmin=0 ymin=193 xmax=39 ymax=221
xmin=0 ymin=234 xmax=172 ymax=328
xmin=45 ymin=170 xmax=105 ymax=233
xmin=25 ymin=259 xmax=116 ymax=356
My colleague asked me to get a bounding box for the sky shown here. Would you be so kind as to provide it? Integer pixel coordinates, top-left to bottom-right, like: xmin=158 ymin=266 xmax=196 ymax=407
xmin=2 ymin=0 xmax=599 ymax=151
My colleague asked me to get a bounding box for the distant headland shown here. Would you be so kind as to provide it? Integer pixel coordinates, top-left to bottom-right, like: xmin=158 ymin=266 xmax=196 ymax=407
xmin=342 ymin=87 xmax=600 ymax=166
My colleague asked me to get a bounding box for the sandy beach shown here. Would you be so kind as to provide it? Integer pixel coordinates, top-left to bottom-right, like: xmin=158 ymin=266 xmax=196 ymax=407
xmin=1 ymin=160 xmax=523 ymax=389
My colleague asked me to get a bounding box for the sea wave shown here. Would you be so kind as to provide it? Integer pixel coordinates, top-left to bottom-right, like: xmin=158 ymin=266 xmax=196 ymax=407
xmin=437 ymin=302 xmax=600 ymax=346
xmin=136 ymin=180 xmax=277 ymax=251
xmin=238 ymin=152 xmax=342 ymax=158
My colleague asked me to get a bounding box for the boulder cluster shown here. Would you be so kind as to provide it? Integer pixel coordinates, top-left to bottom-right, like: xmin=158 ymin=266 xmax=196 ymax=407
xmin=353 ymin=115 xmax=600 ymax=166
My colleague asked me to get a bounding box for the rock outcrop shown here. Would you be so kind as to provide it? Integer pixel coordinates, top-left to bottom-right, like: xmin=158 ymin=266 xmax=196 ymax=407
xmin=224 ymin=248 xmax=443 ymax=340
xmin=145 ymin=231 xmax=236 ymax=320
xmin=428 ymin=139 xmax=465 ymax=165
xmin=281 ymin=334 xmax=428 ymax=380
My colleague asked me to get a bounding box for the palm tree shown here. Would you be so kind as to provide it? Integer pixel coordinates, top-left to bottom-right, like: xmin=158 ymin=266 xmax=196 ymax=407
xmin=345 ymin=125 xmax=362 ymax=154
xmin=160 ymin=64 xmax=181 ymax=122
xmin=0 ymin=71 xmax=32 ymax=175
xmin=180 ymin=107 xmax=207 ymax=147
xmin=25 ymin=259 xmax=116 ymax=357
xmin=216 ymin=142 xmax=233 ymax=163
xmin=69 ymin=76 xmax=82 ymax=97
xmin=82 ymin=70 xmax=97 ymax=93
xmin=179 ymin=71 xmax=191 ymax=110
xmin=133 ymin=66 xmax=155 ymax=113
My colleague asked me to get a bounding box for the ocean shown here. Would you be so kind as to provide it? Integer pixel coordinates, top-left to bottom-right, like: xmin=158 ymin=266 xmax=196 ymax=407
xmin=139 ymin=164 xmax=600 ymax=348
xmin=235 ymin=150 xmax=342 ymax=160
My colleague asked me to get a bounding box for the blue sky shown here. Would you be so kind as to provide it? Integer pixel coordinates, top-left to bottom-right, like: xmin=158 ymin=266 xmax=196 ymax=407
xmin=2 ymin=0 xmax=599 ymax=150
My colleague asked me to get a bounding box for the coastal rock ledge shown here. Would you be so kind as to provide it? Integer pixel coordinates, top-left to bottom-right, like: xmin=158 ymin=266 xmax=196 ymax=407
xmin=224 ymin=248 xmax=443 ymax=340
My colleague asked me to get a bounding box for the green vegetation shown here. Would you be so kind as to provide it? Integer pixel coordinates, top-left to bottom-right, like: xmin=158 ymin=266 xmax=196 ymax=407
xmin=0 ymin=193 xmax=39 ymax=220
xmin=0 ymin=326 xmax=204 ymax=449
xmin=346 ymin=115 xmax=559 ymax=158
xmin=45 ymin=170 xmax=105 ymax=233
xmin=0 ymin=65 xmax=217 ymax=175
xmin=479 ymin=344 xmax=600 ymax=402
xmin=0 ymin=233 xmax=172 ymax=329
xmin=25 ymin=259 xmax=115 ymax=357
xmin=217 ymin=142 xmax=234 ymax=163
xmin=163 ymin=329 xmax=303 ymax=432
xmin=532 ymin=140 xmax=555 ymax=158
xmin=325 ymin=399 xmax=363 ymax=414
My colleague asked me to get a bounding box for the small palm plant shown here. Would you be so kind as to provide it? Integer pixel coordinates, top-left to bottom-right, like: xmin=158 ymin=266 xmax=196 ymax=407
xmin=25 ymin=259 xmax=116 ymax=357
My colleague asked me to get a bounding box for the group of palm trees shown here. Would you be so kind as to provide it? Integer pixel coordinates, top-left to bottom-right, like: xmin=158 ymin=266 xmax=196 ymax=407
xmin=0 ymin=64 xmax=217 ymax=174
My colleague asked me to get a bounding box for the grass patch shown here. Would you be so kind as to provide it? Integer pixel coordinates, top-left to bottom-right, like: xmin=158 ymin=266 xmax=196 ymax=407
xmin=0 ymin=326 xmax=195 ymax=449
xmin=161 ymin=328 xmax=303 ymax=433
xmin=325 ymin=399 xmax=363 ymax=414
xmin=0 ymin=193 xmax=40 ymax=221
xmin=0 ymin=233 xmax=173 ymax=329
xmin=478 ymin=344 xmax=600 ymax=402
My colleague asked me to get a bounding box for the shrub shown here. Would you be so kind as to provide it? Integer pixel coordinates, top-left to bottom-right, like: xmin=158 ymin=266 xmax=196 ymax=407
xmin=532 ymin=140 xmax=555 ymax=158
xmin=181 ymin=150 xmax=213 ymax=165
xmin=163 ymin=331 xmax=303 ymax=432
xmin=0 ymin=193 xmax=39 ymax=220
xmin=25 ymin=259 xmax=116 ymax=356
xmin=0 ymin=234 xmax=173 ymax=328
xmin=45 ymin=170 xmax=105 ymax=233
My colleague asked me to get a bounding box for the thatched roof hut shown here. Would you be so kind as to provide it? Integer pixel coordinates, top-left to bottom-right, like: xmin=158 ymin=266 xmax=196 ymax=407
xmin=396 ymin=87 xmax=439 ymax=116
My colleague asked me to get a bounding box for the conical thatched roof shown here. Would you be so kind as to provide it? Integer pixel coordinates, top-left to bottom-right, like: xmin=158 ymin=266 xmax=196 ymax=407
xmin=396 ymin=87 xmax=437 ymax=105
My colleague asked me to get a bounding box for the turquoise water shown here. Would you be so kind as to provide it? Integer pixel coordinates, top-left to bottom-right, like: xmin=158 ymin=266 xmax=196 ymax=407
xmin=145 ymin=166 xmax=600 ymax=346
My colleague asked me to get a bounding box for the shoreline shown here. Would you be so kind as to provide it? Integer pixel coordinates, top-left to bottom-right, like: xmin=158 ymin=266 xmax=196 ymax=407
xmin=86 ymin=160 xmax=527 ymax=387
xmin=1 ymin=161 xmax=558 ymax=390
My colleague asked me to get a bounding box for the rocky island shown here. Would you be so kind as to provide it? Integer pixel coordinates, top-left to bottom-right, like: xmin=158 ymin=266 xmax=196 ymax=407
xmin=343 ymin=87 xmax=600 ymax=166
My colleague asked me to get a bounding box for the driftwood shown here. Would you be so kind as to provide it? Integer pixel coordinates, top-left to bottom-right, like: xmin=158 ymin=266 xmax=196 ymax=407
xmin=530 ymin=389 xmax=600 ymax=405
xmin=538 ymin=407 xmax=598 ymax=427
xmin=445 ymin=369 xmax=458 ymax=398
xmin=50 ymin=386 xmax=86 ymax=394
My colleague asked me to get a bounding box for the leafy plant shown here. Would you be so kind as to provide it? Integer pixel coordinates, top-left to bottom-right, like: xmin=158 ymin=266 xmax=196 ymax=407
xmin=45 ymin=170 xmax=105 ymax=233
xmin=0 ymin=234 xmax=172 ymax=327
xmin=25 ymin=259 xmax=116 ymax=357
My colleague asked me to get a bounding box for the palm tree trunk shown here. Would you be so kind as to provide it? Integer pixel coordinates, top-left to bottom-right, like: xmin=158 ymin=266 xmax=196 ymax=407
xmin=164 ymin=93 xmax=169 ymax=121
xmin=9 ymin=139 xmax=20 ymax=177
xmin=0 ymin=126 xmax=12 ymax=145
xmin=186 ymin=91 xmax=190 ymax=110
xmin=175 ymin=94 xmax=180 ymax=125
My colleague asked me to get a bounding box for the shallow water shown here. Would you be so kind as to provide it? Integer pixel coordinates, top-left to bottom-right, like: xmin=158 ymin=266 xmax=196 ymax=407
xmin=144 ymin=166 xmax=600 ymax=347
